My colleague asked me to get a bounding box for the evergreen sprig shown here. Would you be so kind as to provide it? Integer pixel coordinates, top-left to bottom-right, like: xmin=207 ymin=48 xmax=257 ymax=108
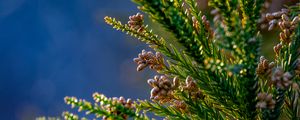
xmin=105 ymin=14 xmax=238 ymax=112
xmin=64 ymin=93 xmax=147 ymax=120
xmin=57 ymin=1 xmax=300 ymax=120
xmin=132 ymin=0 xmax=207 ymax=62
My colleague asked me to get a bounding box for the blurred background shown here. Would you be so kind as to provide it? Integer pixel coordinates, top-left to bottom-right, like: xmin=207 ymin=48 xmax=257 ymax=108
xmin=0 ymin=0 xmax=296 ymax=120
xmin=0 ymin=0 xmax=151 ymax=119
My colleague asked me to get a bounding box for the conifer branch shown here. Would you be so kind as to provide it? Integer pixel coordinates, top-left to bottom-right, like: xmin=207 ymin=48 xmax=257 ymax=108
xmin=257 ymin=6 xmax=300 ymax=119
xmin=64 ymin=93 xmax=147 ymax=120
xmin=55 ymin=1 xmax=300 ymax=120
xmin=105 ymin=15 xmax=239 ymax=113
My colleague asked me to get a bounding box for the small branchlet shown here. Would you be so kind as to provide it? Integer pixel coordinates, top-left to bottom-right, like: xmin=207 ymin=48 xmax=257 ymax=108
xmin=256 ymin=92 xmax=276 ymax=109
xmin=92 ymin=93 xmax=136 ymax=120
xmin=103 ymin=97 xmax=134 ymax=120
xmin=64 ymin=93 xmax=139 ymax=120
xmin=134 ymin=0 xmax=207 ymax=63
xmin=104 ymin=15 xmax=164 ymax=48
xmin=133 ymin=50 xmax=165 ymax=72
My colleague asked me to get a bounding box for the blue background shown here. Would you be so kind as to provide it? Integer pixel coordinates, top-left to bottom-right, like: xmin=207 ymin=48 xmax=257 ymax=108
xmin=0 ymin=0 xmax=152 ymax=119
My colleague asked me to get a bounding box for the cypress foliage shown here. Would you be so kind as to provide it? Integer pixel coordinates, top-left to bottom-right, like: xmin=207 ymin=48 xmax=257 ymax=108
xmin=56 ymin=1 xmax=300 ymax=120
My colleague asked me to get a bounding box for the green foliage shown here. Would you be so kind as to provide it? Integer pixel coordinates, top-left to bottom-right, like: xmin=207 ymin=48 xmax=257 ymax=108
xmin=59 ymin=1 xmax=300 ymax=120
